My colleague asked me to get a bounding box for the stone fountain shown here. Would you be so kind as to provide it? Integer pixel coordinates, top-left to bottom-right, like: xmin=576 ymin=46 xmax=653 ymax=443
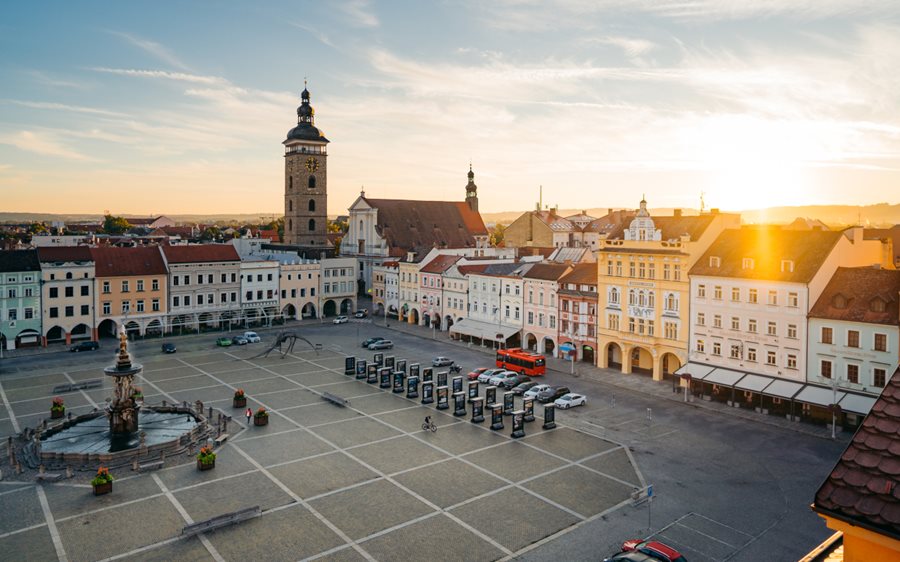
xmin=104 ymin=327 xmax=141 ymax=434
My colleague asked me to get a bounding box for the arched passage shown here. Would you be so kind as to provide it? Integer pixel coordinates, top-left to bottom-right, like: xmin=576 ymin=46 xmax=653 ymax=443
xmin=323 ymin=299 xmax=337 ymax=317
xmin=98 ymin=319 xmax=118 ymax=339
xmin=606 ymin=342 xmax=622 ymax=369
xmin=525 ymin=333 xmax=538 ymax=351
xmin=301 ymin=302 xmax=317 ymax=319
xmin=660 ymin=352 xmax=682 ymax=380
xmin=444 ymin=315 xmax=453 ymax=331
xmin=631 ymin=346 xmax=653 ymax=375
xmin=409 ymin=308 xmax=420 ymax=325
xmin=15 ymin=329 xmax=41 ymax=348
xmin=45 ymin=325 xmax=65 ymax=343
xmin=282 ymin=303 xmax=297 ymax=320
xmin=124 ymin=321 xmax=141 ymax=337
xmin=340 ymin=298 xmax=353 ymax=315
xmin=71 ymin=323 xmax=91 ymax=341
xmin=542 ymin=337 xmax=556 ymax=355
xmin=582 ymin=345 xmax=595 ymax=364
xmin=146 ymin=319 xmax=163 ymax=336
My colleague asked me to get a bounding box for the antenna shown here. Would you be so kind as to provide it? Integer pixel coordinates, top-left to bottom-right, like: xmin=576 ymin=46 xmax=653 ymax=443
xmin=700 ymin=191 xmax=706 ymax=214
xmin=539 ymin=185 xmax=543 ymax=211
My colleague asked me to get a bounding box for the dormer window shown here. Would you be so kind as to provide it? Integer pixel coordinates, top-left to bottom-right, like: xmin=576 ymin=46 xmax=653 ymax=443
xmin=832 ymin=293 xmax=847 ymax=309
xmin=709 ymin=256 xmax=721 ymax=268
xmin=870 ymin=297 xmax=886 ymax=313
xmin=781 ymin=259 xmax=794 ymax=273
xmin=742 ymin=257 xmax=754 ymax=270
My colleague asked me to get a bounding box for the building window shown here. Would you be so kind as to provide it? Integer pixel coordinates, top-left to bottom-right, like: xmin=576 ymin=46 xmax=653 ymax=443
xmin=731 ymin=317 xmax=740 ymax=330
xmin=697 ymin=312 xmax=705 ymax=326
xmin=847 ymin=330 xmax=860 ymax=348
xmin=767 ymin=290 xmax=777 ymax=305
xmin=65 ymin=306 xmax=73 ymax=317
xmin=628 ymin=317 xmax=635 ymax=333
xmin=639 ymin=262 xmax=646 ymax=278
xmin=49 ymin=287 xmax=58 ymax=298
xmin=608 ymin=314 xmax=619 ymax=331
xmin=731 ymin=287 xmax=740 ymax=302
xmin=65 ymin=286 xmax=74 ymax=298
xmin=81 ymin=285 xmax=89 ymax=296
xmin=48 ymin=307 xmax=57 ymax=318
xmin=874 ymin=368 xmax=886 ymax=388
xmin=664 ymin=321 xmax=677 ymax=340
xmin=821 ymin=327 xmax=833 ymax=344
xmin=102 ymin=281 xmax=110 ymax=294
xmin=747 ymin=348 xmax=757 ymax=362
xmin=308 ymin=219 xmax=316 ymax=231
xmin=874 ymin=333 xmax=887 ymax=352
xmin=748 ymin=289 xmax=758 ymax=304
xmin=748 ymin=318 xmax=757 ymax=333
xmin=712 ymin=342 xmax=721 ymax=356
xmin=173 ymin=296 xmax=180 ymax=307
xmin=197 ymin=274 xmax=204 ymax=285
xmin=629 ymin=262 xmax=635 ymax=277
xmin=527 ymin=311 xmax=534 ymax=324
xmin=787 ymin=354 xmax=797 ymax=369
xmin=137 ymin=300 xmax=145 ymax=313
xmin=767 ymin=351 xmax=777 ymax=366
xmin=821 ymin=360 xmax=832 ymax=378
xmin=174 ymin=276 xmax=180 ymax=286
xmin=713 ymin=315 xmax=722 ymax=328
xmin=713 ymin=286 xmax=722 ymax=300
xmin=847 ymin=364 xmax=859 ymax=384
xmin=549 ymin=315 xmax=556 ymax=329
xmin=121 ymin=280 xmax=129 ymax=293
xmin=767 ymin=322 xmax=777 ymax=336
xmin=23 ymin=308 xmax=33 ymax=320
xmin=696 ymin=339 xmax=705 ymax=353
xmin=788 ymin=292 xmax=798 ymax=307
xmin=80 ymin=305 xmax=89 ymax=315
xmin=663 ymin=264 xmax=670 ymax=280
xmin=309 ymin=199 xmax=316 ymax=212
xmin=730 ymin=345 xmax=741 ymax=359
xmin=787 ymin=324 xmax=797 ymax=339
xmin=121 ymin=301 xmax=130 ymax=313
xmin=137 ymin=280 xmax=144 ymax=292
xmin=673 ymin=265 xmax=681 ymax=281
xmin=152 ymin=279 xmax=159 ymax=291
xmin=308 ymin=176 xmax=316 ymax=189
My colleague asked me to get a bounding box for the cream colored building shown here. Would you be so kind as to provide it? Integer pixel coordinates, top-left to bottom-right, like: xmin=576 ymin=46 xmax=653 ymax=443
xmin=597 ymin=200 xmax=740 ymax=380
xmin=38 ymin=246 xmax=96 ymax=346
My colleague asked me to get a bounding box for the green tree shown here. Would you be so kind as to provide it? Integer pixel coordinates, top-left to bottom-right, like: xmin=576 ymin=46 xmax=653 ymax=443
xmin=327 ymin=219 xmax=348 ymax=234
xmin=28 ymin=222 xmax=49 ymax=234
xmin=263 ymin=218 xmax=285 ymax=241
xmin=102 ymin=215 xmax=132 ymax=234
xmin=489 ymin=223 xmax=506 ymax=247
xmin=199 ymin=226 xmax=221 ymax=241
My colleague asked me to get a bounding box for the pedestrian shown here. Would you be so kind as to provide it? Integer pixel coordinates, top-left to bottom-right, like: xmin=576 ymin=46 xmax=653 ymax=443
xmin=245 ymin=407 xmax=252 ymax=425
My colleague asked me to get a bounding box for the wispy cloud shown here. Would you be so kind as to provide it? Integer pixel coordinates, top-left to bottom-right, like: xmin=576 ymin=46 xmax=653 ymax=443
xmin=289 ymin=21 xmax=335 ymax=47
xmin=107 ymin=31 xmax=190 ymax=70
xmin=2 ymin=99 xmax=127 ymax=117
xmin=341 ymin=0 xmax=379 ymax=27
xmin=90 ymin=67 xmax=229 ymax=85
xmin=0 ymin=131 xmax=96 ymax=161
xmin=26 ymin=70 xmax=92 ymax=90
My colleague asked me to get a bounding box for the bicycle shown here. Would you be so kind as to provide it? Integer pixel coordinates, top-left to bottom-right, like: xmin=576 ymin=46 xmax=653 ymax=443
xmin=421 ymin=420 xmax=437 ymax=432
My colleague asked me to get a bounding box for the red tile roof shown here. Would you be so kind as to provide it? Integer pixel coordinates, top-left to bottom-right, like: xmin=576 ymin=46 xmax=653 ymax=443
xmin=420 ymin=254 xmax=462 ymax=274
xmin=162 ymin=244 xmax=240 ymax=264
xmin=363 ymin=197 xmax=487 ymax=255
xmin=522 ymin=263 xmax=572 ymax=281
xmin=37 ymin=246 xmax=94 ymax=262
xmin=457 ymin=264 xmax=491 ymax=276
xmin=559 ymin=263 xmax=598 ymax=286
xmin=809 ymin=267 xmax=900 ymax=326
xmin=813 ymin=367 xmax=900 ymax=540
xmin=91 ymin=246 xmax=167 ymax=277
xmin=690 ymin=227 xmax=843 ymax=283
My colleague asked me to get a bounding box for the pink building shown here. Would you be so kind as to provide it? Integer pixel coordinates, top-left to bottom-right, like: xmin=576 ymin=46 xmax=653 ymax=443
xmin=522 ymin=263 xmax=572 ymax=356
xmin=419 ymin=254 xmax=462 ymax=330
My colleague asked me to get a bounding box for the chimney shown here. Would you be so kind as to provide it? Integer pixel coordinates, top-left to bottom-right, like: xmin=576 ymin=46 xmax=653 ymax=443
xmin=674 ymin=209 xmax=682 ymax=217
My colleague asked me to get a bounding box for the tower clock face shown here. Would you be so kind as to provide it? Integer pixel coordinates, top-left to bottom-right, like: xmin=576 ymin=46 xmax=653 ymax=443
xmin=305 ymin=157 xmax=318 ymax=172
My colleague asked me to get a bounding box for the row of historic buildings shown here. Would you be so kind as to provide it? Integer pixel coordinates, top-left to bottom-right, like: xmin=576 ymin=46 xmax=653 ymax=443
xmin=0 ymin=244 xmax=356 ymax=349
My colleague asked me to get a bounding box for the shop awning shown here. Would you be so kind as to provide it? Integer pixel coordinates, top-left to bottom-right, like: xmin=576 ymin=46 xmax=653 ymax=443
xmin=794 ymin=385 xmax=847 ymax=408
xmin=734 ymin=374 xmax=773 ymax=393
xmin=838 ymin=393 xmax=878 ymax=415
xmin=704 ymin=368 xmax=745 ymax=387
xmin=449 ymin=319 xmax=520 ymax=341
xmin=763 ymin=379 xmax=804 ymax=400
xmin=675 ymin=363 xmax=715 ymax=380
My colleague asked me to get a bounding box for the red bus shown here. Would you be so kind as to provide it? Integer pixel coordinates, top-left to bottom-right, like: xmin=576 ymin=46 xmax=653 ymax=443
xmin=496 ymin=348 xmax=546 ymax=376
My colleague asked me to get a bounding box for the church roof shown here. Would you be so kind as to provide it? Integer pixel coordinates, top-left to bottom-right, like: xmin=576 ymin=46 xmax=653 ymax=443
xmin=361 ymin=197 xmax=487 ymax=256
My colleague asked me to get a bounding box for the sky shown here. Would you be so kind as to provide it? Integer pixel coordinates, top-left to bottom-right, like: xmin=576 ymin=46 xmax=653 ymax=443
xmin=1 ymin=1 xmax=900 ymax=217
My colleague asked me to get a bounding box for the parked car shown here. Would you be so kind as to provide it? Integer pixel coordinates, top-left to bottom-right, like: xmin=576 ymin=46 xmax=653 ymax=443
xmin=467 ymin=367 xmax=489 ymax=381
xmin=512 ymin=381 xmax=540 ymax=395
xmin=70 ymin=341 xmax=100 ymax=352
xmin=523 ymin=384 xmax=551 ymax=399
xmin=243 ymin=331 xmax=261 ymax=343
xmin=477 ymin=368 xmax=504 ymax=384
xmin=354 ymin=309 xmax=368 ymax=318
xmin=537 ymin=385 xmax=570 ymax=403
xmin=604 ymin=540 xmax=688 ymax=562
xmin=333 ymin=315 xmax=349 ymax=324
xmin=432 ymin=356 xmax=453 ymax=367
xmin=488 ymin=370 xmax=519 ymax=387
xmin=232 ymin=335 xmax=249 ymax=345
xmin=215 ymin=337 xmax=232 ymax=347
xmin=497 ymin=372 xmax=531 ymax=390
xmin=554 ymin=393 xmax=586 ymax=409
xmin=362 ymin=337 xmax=385 ymax=348
xmin=161 ymin=343 xmax=177 ymax=354
xmin=368 ymin=339 xmax=394 ymax=350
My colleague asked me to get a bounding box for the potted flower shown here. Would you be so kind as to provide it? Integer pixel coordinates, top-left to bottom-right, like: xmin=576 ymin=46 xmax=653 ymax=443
xmin=233 ymin=388 xmax=247 ymax=408
xmin=196 ymin=446 xmax=216 ymax=471
xmin=254 ymin=407 xmax=269 ymax=426
xmin=131 ymin=387 xmax=144 ymax=404
xmin=50 ymin=397 xmax=65 ymax=419
xmin=91 ymin=466 xmax=114 ymax=495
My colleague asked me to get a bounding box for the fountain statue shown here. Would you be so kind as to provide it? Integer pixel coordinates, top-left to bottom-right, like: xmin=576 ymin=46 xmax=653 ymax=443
xmin=103 ymin=326 xmax=142 ymax=434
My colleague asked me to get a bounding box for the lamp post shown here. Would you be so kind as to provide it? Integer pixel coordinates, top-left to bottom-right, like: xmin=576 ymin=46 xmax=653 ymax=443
xmin=831 ymin=377 xmax=837 ymax=440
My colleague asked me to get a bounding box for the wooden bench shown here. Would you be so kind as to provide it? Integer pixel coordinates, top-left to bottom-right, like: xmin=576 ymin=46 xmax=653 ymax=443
xmin=321 ymin=392 xmax=349 ymax=407
xmin=76 ymin=380 xmax=103 ymax=390
xmin=214 ymin=434 xmax=229 ymax=446
xmin=35 ymin=473 xmax=63 ymax=482
xmin=51 ymin=384 xmax=73 ymax=394
xmin=138 ymin=461 xmax=164 ymax=472
xmin=182 ymin=505 xmax=261 ymax=536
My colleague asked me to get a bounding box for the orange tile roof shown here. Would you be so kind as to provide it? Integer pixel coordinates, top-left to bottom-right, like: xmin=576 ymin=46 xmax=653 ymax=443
xmin=162 ymin=244 xmax=240 ymax=264
xmin=420 ymin=254 xmax=463 ymax=274
xmin=91 ymin=246 xmax=167 ymax=276
xmin=559 ymin=263 xmax=598 ymax=286
xmin=809 ymin=267 xmax=900 ymax=326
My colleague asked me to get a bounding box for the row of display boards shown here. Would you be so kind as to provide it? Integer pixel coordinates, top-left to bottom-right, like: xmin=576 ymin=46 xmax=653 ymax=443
xmin=343 ymin=355 xmax=557 ymax=438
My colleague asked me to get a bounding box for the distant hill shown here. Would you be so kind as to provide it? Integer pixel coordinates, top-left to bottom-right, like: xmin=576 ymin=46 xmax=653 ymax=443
xmin=0 ymin=213 xmax=339 ymax=225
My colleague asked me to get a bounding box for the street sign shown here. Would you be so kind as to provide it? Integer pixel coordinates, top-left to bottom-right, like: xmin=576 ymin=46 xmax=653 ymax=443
xmin=631 ymin=485 xmax=654 ymax=506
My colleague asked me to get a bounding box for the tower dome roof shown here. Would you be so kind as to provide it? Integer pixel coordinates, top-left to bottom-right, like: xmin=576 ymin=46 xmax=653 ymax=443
xmin=286 ymin=84 xmax=329 ymax=143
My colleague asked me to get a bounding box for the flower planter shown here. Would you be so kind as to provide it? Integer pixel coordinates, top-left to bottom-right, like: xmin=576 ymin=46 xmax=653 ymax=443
xmin=233 ymin=397 xmax=247 ymax=408
xmin=197 ymin=459 xmax=215 ymax=471
xmin=254 ymin=416 xmax=269 ymax=426
xmin=50 ymin=409 xmax=65 ymax=419
xmin=93 ymin=482 xmax=113 ymax=496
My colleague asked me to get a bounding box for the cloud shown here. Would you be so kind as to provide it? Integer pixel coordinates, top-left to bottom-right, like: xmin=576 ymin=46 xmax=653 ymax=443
xmin=107 ymin=31 xmax=190 ymax=70
xmin=340 ymin=0 xmax=379 ymax=27
xmin=90 ymin=67 xmax=229 ymax=85
xmin=0 ymin=131 xmax=96 ymax=161
xmin=288 ymin=21 xmax=335 ymax=47
xmin=2 ymin=99 xmax=127 ymax=117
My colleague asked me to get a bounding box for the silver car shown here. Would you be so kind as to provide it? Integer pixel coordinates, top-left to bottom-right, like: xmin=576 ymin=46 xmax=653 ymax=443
xmin=477 ymin=368 xmax=504 ymax=384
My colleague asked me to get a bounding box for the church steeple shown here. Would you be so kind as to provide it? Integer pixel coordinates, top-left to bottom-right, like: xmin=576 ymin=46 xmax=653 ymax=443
xmin=465 ymin=163 xmax=478 ymax=213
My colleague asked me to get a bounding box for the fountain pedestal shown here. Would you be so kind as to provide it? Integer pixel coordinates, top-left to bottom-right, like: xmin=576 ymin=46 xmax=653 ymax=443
xmin=104 ymin=328 xmax=142 ymax=435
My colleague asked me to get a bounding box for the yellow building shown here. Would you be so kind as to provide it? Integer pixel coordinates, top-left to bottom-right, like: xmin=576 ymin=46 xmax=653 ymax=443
xmin=91 ymin=246 xmax=168 ymax=338
xmin=808 ymin=367 xmax=900 ymax=562
xmin=596 ymin=199 xmax=740 ymax=380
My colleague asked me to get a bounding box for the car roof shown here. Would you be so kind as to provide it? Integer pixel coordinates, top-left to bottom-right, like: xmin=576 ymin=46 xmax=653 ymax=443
xmin=640 ymin=541 xmax=684 ymax=561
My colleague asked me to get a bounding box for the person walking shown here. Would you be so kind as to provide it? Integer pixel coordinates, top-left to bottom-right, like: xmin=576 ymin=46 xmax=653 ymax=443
xmin=245 ymin=408 xmax=252 ymax=425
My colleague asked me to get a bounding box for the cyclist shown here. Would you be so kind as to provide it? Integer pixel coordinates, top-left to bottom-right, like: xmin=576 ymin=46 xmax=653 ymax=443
xmin=424 ymin=415 xmax=432 ymax=427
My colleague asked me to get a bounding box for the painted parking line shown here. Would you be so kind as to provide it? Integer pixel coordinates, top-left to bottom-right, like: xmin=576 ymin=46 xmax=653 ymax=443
xmin=648 ymin=512 xmax=754 ymax=562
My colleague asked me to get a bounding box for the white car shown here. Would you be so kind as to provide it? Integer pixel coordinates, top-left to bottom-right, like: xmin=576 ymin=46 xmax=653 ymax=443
xmin=523 ymin=384 xmax=551 ymax=399
xmin=333 ymin=316 xmax=349 ymax=324
xmin=477 ymin=368 xmax=503 ymax=384
xmin=554 ymin=393 xmax=587 ymax=409
xmin=243 ymin=331 xmax=261 ymax=343
xmin=488 ymin=370 xmax=518 ymax=387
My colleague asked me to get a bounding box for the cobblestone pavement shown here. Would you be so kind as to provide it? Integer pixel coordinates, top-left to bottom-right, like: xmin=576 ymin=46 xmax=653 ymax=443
xmin=0 ymin=329 xmax=643 ymax=561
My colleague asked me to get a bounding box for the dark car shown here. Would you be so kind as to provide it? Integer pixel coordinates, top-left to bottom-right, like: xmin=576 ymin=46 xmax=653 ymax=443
xmin=161 ymin=343 xmax=177 ymax=354
xmin=605 ymin=540 xmax=688 ymax=562
xmin=70 ymin=341 xmax=100 ymax=352
xmin=362 ymin=337 xmax=385 ymax=348
xmin=368 ymin=340 xmax=394 ymax=350
xmin=512 ymin=380 xmax=540 ymax=395
xmin=536 ymin=385 xmax=570 ymax=403
xmin=498 ymin=373 xmax=531 ymax=390
xmin=354 ymin=309 xmax=368 ymax=318
xmin=231 ymin=335 xmax=249 ymax=345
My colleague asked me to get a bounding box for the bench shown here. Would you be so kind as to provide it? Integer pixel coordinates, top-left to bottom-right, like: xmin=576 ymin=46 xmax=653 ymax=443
xmin=76 ymin=380 xmax=103 ymax=390
xmin=214 ymin=434 xmax=230 ymax=446
xmin=35 ymin=473 xmax=63 ymax=482
xmin=51 ymin=384 xmax=73 ymax=394
xmin=182 ymin=505 xmax=261 ymax=536
xmin=321 ymin=392 xmax=349 ymax=407
xmin=138 ymin=461 xmax=164 ymax=472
